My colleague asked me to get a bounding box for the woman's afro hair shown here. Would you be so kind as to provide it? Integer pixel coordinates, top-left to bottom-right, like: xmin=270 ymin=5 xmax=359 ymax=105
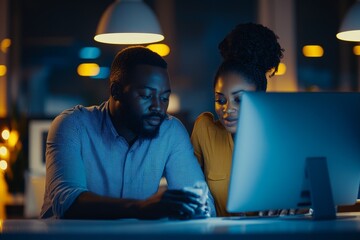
xmin=219 ymin=22 xmax=284 ymax=76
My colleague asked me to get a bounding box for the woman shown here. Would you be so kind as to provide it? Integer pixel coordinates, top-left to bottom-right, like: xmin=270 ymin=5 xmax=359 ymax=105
xmin=191 ymin=23 xmax=284 ymax=216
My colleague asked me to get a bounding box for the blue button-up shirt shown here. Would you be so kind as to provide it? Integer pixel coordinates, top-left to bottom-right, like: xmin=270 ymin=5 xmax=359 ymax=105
xmin=41 ymin=101 xmax=214 ymax=218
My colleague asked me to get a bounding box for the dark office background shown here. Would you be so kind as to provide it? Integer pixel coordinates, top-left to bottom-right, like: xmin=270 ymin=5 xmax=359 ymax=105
xmin=1 ymin=0 xmax=359 ymax=194
xmin=4 ymin=0 xmax=358 ymax=123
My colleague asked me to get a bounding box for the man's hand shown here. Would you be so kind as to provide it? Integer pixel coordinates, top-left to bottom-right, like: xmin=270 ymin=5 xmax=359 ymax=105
xmin=137 ymin=189 xmax=204 ymax=219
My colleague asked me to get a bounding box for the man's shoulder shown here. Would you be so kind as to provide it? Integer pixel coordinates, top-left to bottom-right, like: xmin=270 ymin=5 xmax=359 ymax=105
xmin=162 ymin=114 xmax=185 ymax=131
xmin=57 ymin=102 xmax=107 ymax=120
xmin=51 ymin=102 xmax=108 ymax=130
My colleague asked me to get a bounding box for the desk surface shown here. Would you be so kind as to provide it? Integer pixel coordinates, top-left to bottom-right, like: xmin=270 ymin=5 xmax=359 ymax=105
xmin=2 ymin=213 xmax=360 ymax=240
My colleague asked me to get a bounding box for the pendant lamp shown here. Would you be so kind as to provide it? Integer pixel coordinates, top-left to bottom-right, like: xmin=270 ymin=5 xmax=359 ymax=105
xmin=94 ymin=0 xmax=164 ymax=45
xmin=336 ymin=0 xmax=360 ymax=42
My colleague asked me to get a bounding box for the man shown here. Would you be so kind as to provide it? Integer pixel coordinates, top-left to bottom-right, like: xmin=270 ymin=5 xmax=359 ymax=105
xmin=40 ymin=46 xmax=215 ymax=219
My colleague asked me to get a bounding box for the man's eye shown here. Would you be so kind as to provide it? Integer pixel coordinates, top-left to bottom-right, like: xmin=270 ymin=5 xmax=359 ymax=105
xmin=161 ymin=97 xmax=169 ymax=103
xmin=215 ymin=99 xmax=227 ymax=105
xmin=140 ymin=94 xmax=152 ymax=100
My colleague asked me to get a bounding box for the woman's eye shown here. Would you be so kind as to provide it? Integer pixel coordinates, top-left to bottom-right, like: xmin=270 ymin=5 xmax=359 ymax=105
xmin=215 ymin=98 xmax=227 ymax=105
xmin=234 ymin=96 xmax=241 ymax=104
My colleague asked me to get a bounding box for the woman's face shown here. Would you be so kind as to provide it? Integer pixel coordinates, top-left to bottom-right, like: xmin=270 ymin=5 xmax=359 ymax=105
xmin=214 ymin=72 xmax=256 ymax=134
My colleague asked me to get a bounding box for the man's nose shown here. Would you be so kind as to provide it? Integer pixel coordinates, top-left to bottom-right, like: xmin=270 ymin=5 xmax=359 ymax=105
xmin=150 ymin=96 xmax=161 ymax=112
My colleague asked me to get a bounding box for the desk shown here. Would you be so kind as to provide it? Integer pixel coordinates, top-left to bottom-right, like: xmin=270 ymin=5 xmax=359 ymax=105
xmin=2 ymin=213 xmax=360 ymax=240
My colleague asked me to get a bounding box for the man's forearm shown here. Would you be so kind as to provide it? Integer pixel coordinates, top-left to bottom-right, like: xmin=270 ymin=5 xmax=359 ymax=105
xmin=63 ymin=191 xmax=141 ymax=219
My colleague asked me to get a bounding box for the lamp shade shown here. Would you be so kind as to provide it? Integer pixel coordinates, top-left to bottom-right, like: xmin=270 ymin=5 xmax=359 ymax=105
xmin=336 ymin=0 xmax=360 ymax=42
xmin=94 ymin=0 xmax=164 ymax=44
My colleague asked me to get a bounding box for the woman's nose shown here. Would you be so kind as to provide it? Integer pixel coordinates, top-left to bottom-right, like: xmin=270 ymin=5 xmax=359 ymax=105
xmin=223 ymin=102 xmax=236 ymax=114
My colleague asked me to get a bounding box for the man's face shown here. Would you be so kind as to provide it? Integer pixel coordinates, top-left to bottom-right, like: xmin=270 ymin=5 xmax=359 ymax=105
xmin=122 ymin=64 xmax=170 ymax=139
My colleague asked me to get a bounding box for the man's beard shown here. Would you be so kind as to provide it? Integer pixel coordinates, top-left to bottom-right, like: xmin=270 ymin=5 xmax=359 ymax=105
xmin=127 ymin=111 xmax=166 ymax=139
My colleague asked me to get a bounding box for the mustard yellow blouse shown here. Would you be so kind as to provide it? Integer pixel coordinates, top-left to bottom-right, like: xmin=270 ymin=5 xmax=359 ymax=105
xmin=191 ymin=112 xmax=234 ymax=217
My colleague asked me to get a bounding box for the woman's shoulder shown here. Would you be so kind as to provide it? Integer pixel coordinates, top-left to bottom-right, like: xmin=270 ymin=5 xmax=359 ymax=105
xmin=195 ymin=112 xmax=215 ymax=123
xmin=193 ymin=112 xmax=227 ymax=133
xmin=193 ymin=112 xmax=218 ymax=132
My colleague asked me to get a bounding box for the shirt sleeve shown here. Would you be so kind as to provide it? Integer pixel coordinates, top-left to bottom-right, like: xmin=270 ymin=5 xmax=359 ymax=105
xmin=164 ymin=117 xmax=216 ymax=216
xmin=44 ymin=110 xmax=88 ymax=218
xmin=191 ymin=115 xmax=206 ymax=169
